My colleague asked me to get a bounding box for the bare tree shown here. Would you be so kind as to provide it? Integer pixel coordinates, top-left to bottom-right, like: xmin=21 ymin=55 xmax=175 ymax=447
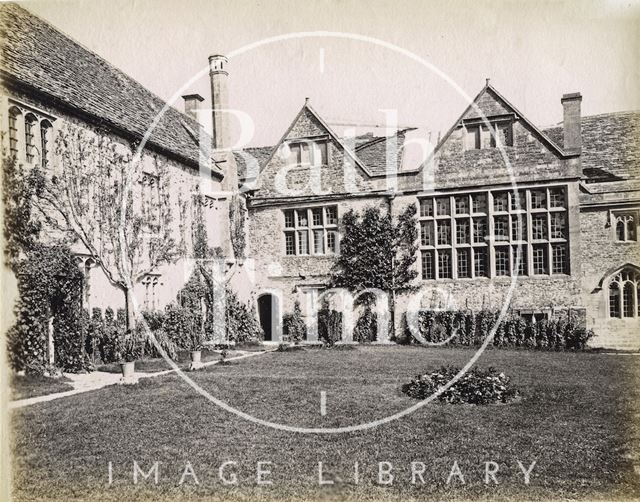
xmin=33 ymin=123 xmax=182 ymax=329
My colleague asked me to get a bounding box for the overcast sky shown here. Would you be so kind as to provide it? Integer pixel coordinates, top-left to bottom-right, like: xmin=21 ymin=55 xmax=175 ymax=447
xmin=23 ymin=0 xmax=640 ymax=147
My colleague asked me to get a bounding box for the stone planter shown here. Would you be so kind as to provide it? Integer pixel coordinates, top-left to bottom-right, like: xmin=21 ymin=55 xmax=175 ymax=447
xmin=189 ymin=350 xmax=204 ymax=371
xmin=119 ymin=361 xmax=137 ymax=385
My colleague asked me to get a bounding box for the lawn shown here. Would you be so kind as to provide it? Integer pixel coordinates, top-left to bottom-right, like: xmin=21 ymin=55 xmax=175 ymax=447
xmin=10 ymin=373 xmax=74 ymax=401
xmin=9 ymin=346 xmax=640 ymax=502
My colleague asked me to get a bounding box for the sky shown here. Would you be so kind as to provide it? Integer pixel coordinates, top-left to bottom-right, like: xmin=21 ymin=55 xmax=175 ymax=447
xmin=21 ymin=0 xmax=640 ymax=147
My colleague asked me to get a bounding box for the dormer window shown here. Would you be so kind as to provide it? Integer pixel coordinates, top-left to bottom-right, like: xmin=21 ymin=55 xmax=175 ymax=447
xmin=285 ymin=139 xmax=328 ymax=167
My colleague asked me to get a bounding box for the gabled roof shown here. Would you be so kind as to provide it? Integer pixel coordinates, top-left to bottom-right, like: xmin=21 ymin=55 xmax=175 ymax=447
xmin=0 ymin=3 xmax=222 ymax=177
xmin=544 ymin=111 xmax=640 ymax=183
xmin=257 ymin=100 xmax=377 ymax=178
xmin=433 ymin=82 xmax=570 ymax=159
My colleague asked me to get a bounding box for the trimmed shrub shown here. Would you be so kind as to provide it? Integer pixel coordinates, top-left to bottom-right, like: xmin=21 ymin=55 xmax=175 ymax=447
xmin=353 ymin=305 xmax=377 ymax=343
xmin=403 ymin=309 xmax=594 ymax=350
xmin=283 ymin=301 xmax=307 ymax=343
xmin=318 ymin=304 xmax=342 ymax=347
xmin=402 ymin=365 xmax=519 ymax=405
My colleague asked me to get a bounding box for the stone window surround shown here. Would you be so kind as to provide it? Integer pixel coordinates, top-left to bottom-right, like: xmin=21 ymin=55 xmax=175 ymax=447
xmin=281 ymin=134 xmax=330 ymax=169
xmin=5 ymin=98 xmax=57 ymax=167
xmin=608 ymin=267 xmax=640 ymax=319
xmin=283 ymin=204 xmax=338 ymax=257
xmin=609 ymin=208 xmax=639 ymax=243
xmin=418 ymin=183 xmax=570 ymax=281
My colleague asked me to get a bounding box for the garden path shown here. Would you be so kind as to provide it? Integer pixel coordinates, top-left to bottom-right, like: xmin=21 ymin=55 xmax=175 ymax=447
xmin=8 ymin=349 xmax=274 ymax=410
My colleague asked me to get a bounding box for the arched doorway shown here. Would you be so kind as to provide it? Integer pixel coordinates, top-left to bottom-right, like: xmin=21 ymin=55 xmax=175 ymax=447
xmin=257 ymin=294 xmax=281 ymax=342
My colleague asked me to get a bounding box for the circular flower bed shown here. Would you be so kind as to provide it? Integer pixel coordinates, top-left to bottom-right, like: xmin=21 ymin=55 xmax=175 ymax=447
xmin=402 ymin=365 xmax=519 ymax=405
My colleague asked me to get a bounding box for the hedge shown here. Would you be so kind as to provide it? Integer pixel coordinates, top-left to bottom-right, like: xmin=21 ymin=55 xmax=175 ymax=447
xmin=401 ymin=309 xmax=594 ymax=350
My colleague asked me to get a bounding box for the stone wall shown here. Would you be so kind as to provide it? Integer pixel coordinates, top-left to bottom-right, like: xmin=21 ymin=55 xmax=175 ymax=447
xmin=580 ymin=206 xmax=640 ymax=349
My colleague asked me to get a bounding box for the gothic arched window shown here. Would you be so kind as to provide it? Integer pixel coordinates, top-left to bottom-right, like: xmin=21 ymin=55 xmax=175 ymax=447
xmin=8 ymin=106 xmax=21 ymax=158
xmin=24 ymin=113 xmax=37 ymax=163
xmin=40 ymin=119 xmax=52 ymax=168
xmin=609 ymin=267 xmax=640 ymax=318
xmin=614 ymin=212 xmax=638 ymax=242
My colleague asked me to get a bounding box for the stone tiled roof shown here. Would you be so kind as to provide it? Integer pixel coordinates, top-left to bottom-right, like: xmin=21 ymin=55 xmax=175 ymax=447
xmin=0 ymin=3 xmax=219 ymax=174
xmin=234 ymin=146 xmax=273 ymax=181
xmin=544 ymin=111 xmax=640 ymax=183
xmin=354 ymin=129 xmax=410 ymax=175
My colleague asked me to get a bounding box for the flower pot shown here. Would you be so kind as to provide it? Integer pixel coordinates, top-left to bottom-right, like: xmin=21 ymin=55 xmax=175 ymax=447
xmin=119 ymin=361 xmax=137 ymax=385
xmin=120 ymin=361 xmax=135 ymax=378
xmin=189 ymin=350 xmax=204 ymax=371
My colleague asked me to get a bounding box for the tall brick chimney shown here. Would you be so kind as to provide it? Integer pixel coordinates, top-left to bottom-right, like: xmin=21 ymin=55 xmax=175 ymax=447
xmin=208 ymin=54 xmax=230 ymax=153
xmin=561 ymin=92 xmax=582 ymax=152
xmin=181 ymin=93 xmax=204 ymax=121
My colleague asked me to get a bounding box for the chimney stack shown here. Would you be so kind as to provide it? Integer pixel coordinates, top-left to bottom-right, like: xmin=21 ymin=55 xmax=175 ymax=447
xmin=208 ymin=54 xmax=230 ymax=153
xmin=181 ymin=94 xmax=204 ymax=121
xmin=561 ymin=92 xmax=582 ymax=152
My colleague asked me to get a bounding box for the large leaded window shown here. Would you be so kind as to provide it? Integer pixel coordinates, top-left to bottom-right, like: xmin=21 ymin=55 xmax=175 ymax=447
xmin=608 ymin=268 xmax=639 ymax=318
xmin=284 ymin=205 xmax=338 ymax=256
xmin=419 ymin=186 xmax=569 ymax=280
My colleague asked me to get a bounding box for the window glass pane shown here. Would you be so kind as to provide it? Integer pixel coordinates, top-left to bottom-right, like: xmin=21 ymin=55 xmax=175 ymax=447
xmin=511 ymin=215 xmax=526 ymax=241
xmin=296 ymin=209 xmax=308 ymax=227
xmin=327 ymin=231 xmax=337 ymax=253
xmin=312 ymin=208 xmax=323 ymax=226
xmin=495 ymin=247 xmax=510 ymax=276
xmin=609 ymin=282 xmax=620 ymax=318
xmin=300 ymin=143 xmax=311 ymax=164
xmin=420 ymin=199 xmax=433 ymax=217
xmin=472 ymin=218 xmax=487 ymax=244
xmin=510 ymin=190 xmax=526 ymax=211
xmin=623 ymin=282 xmax=634 ymax=318
xmin=494 ymin=216 xmax=509 ymax=241
xmin=532 ymin=245 xmax=548 ymax=274
xmin=493 ymin=192 xmax=509 ymax=212
xmin=325 ymin=206 xmax=337 ymax=225
xmin=313 ymin=230 xmax=324 ymax=254
xmin=454 ymin=196 xmax=469 ymax=215
xmin=550 ymin=213 xmax=566 ymax=239
xmin=298 ymin=230 xmax=309 ymax=254
xmin=473 ymin=248 xmax=487 ymax=277
xmin=285 ymin=232 xmax=296 ymax=255
xmin=438 ymin=250 xmax=452 ymax=279
xmin=455 ymin=219 xmax=469 ymax=244
xmin=549 ymin=188 xmax=565 ymax=208
xmin=512 ymin=245 xmax=527 ymax=276
xmin=437 ymin=221 xmax=451 ymax=245
xmin=420 ymin=221 xmax=434 ymax=246
xmin=284 ymin=210 xmax=294 ymax=228
xmin=422 ymin=250 xmax=435 ymax=280
xmin=551 ymin=244 xmax=567 ymax=274
xmin=471 ymin=194 xmax=487 ymax=213
xmin=457 ymin=248 xmax=470 ymax=278
xmin=531 ymin=189 xmax=547 ymax=209
xmin=436 ymin=197 xmax=450 ymax=216
xmin=532 ymin=214 xmax=547 ymax=240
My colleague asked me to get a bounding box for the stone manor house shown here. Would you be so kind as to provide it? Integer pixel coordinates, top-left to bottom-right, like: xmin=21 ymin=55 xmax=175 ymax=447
xmin=1 ymin=4 xmax=639 ymax=349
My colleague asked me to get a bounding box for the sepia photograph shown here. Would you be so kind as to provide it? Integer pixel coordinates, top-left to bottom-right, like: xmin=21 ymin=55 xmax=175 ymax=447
xmin=0 ymin=0 xmax=639 ymax=500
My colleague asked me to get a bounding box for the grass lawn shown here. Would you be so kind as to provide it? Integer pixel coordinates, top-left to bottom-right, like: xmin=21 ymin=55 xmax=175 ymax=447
xmin=10 ymin=373 xmax=74 ymax=401
xmin=10 ymin=346 xmax=640 ymax=501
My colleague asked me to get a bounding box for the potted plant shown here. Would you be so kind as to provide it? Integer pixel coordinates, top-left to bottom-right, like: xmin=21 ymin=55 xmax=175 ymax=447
xmin=118 ymin=331 xmax=142 ymax=384
xmin=188 ymin=329 xmax=205 ymax=371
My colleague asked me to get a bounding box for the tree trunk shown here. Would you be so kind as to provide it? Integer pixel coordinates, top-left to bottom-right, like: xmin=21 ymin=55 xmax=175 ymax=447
xmin=123 ymin=287 xmax=135 ymax=332
xmin=389 ymin=291 xmax=396 ymax=343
